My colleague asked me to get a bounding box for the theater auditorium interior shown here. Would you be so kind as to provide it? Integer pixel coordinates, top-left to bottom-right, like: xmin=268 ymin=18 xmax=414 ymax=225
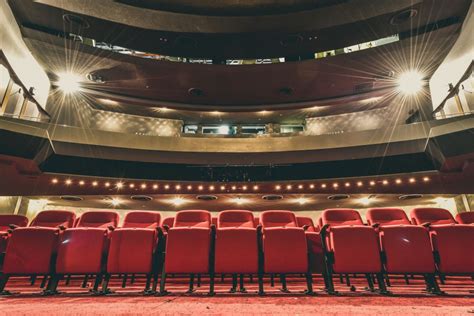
xmin=0 ymin=0 xmax=473 ymax=315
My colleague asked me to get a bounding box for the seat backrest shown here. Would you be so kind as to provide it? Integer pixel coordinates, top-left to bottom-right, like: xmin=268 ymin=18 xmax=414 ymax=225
xmin=76 ymin=211 xmax=119 ymax=228
xmin=260 ymin=210 xmax=297 ymax=228
xmin=296 ymin=216 xmax=318 ymax=232
xmin=218 ymin=210 xmax=255 ymax=228
xmin=123 ymin=211 xmax=161 ymax=229
xmin=211 ymin=217 xmax=218 ymax=227
xmin=0 ymin=215 xmax=28 ymax=231
xmin=254 ymin=217 xmax=260 ymax=226
xmin=456 ymin=212 xmax=474 ymax=224
xmin=174 ymin=210 xmax=211 ymax=228
xmin=410 ymin=208 xmax=456 ymax=225
xmin=321 ymin=209 xmax=364 ymax=227
xmin=161 ymin=217 xmax=174 ymax=228
xmin=366 ymin=208 xmax=411 ymax=226
xmin=30 ymin=210 xmax=76 ymax=228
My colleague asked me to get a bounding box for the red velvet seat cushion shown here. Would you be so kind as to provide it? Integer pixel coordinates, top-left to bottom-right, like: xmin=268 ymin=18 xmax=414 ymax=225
xmin=380 ymin=225 xmax=435 ymax=273
xmin=174 ymin=210 xmax=211 ymax=228
xmin=263 ymin=227 xmax=307 ymax=273
xmin=410 ymin=208 xmax=456 ymax=226
xmin=260 ymin=210 xmax=298 ymax=228
xmin=0 ymin=215 xmax=28 ymax=231
xmin=322 ymin=209 xmax=364 ymax=227
xmin=367 ymin=208 xmax=411 ymax=226
xmin=123 ymin=211 xmax=161 ymax=229
xmin=30 ymin=210 xmax=76 ymax=228
xmin=218 ymin=210 xmax=255 ymax=228
xmin=456 ymin=212 xmax=474 ymax=224
xmin=3 ymin=227 xmax=59 ymax=275
xmin=430 ymin=224 xmax=474 ymax=274
xmin=215 ymin=227 xmax=258 ymax=273
xmin=76 ymin=211 xmax=119 ymax=228
xmin=329 ymin=226 xmax=381 ymax=273
xmin=107 ymin=228 xmax=157 ymax=274
xmin=165 ymin=227 xmax=210 ymax=274
xmin=56 ymin=228 xmax=108 ymax=274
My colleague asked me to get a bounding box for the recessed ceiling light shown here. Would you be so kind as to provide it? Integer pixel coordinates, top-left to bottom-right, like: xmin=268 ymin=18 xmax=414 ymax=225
xmin=397 ymin=70 xmax=424 ymax=95
xmin=56 ymin=72 xmax=82 ymax=94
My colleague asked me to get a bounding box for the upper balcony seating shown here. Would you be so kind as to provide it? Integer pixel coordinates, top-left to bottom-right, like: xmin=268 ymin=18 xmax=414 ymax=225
xmin=410 ymin=208 xmax=474 ymax=276
xmin=366 ymin=208 xmax=411 ymax=226
xmin=455 ymin=212 xmax=474 ymax=224
xmin=30 ymin=210 xmax=76 ymax=228
xmin=320 ymin=209 xmax=387 ymax=294
xmin=0 ymin=215 xmax=28 ymax=254
xmin=103 ymin=211 xmax=162 ymax=294
xmin=367 ymin=208 xmax=442 ymax=294
xmin=160 ymin=210 xmax=214 ymax=295
xmin=260 ymin=210 xmax=313 ymax=294
xmin=214 ymin=210 xmax=260 ymax=293
xmin=50 ymin=211 xmax=120 ymax=294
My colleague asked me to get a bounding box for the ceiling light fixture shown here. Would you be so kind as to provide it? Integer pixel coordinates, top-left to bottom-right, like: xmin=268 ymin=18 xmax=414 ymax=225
xmin=397 ymin=70 xmax=424 ymax=95
xmin=65 ymin=179 xmax=72 ymax=185
xmin=56 ymin=72 xmax=82 ymax=94
xmin=169 ymin=196 xmax=187 ymax=206
xmin=51 ymin=178 xmax=58 ymax=184
xmin=116 ymin=182 xmax=124 ymax=189
xmin=110 ymin=197 xmax=122 ymax=207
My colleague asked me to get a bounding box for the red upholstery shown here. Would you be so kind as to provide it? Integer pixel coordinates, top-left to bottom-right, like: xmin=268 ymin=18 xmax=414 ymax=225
xmin=456 ymin=212 xmax=474 ymax=224
xmin=317 ymin=217 xmax=323 ymax=229
xmin=263 ymin=227 xmax=308 ymax=273
xmin=123 ymin=211 xmax=161 ymax=229
xmin=260 ymin=210 xmax=298 ymax=228
xmin=30 ymin=210 xmax=76 ymax=228
xmin=261 ymin=211 xmax=308 ymax=273
xmin=429 ymin=224 xmax=474 ymax=274
xmin=329 ymin=226 xmax=381 ymax=273
xmin=410 ymin=208 xmax=456 ymax=226
xmin=297 ymin=216 xmax=318 ymax=232
xmin=322 ymin=209 xmax=364 ymax=226
xmin=0 ymin=215 xmax=28 ymax=232
xmin=218 ymin=210 xmax=255 ymax=228
xmin=0 ymin=215 xmax=29 ymax=253
xmin=367 ymin=208 xmax=411 ymax=226
xmin=3 ymin=227 xmax=59 ymax=275
xmin=107 ymin=228 xmax=157 ymax=274
xmin=165 ymin=227 xmax=211 ymax=273
xmin=76 ymin=211 xmax=119 ymax=228
xmin=254 ymin=217 xmax=260 ymax=227
xmin=174 ymin=210 xmax=211 ymax=228
xmin=215 ymin=210 xmax=258 ymax=273
xmin=211 ymin=217 xmax=218 ymax=227
xmin=379 ymin=226 xmax=435 ymax=273
xmin=161 ymin=217 xmax=174 ymax=228
xmin=305 ymin=231 xmax=324 ymax=273
xmin=56 ymin=228 xmax=108 ymax=274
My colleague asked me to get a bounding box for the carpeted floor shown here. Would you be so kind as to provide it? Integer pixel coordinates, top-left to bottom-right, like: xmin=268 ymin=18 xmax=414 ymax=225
xmin=1 ymin=275 xmax=473 ymax=315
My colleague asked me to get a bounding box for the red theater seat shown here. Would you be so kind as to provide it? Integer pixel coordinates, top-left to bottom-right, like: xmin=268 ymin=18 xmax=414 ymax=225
xmin=410 ymin=208 xmax=456 ymax=226
xmin=30 ymin=210 xmax=76 ymax=228
xmin=320 ymin=209 xmax=386 ymax=294
xmin=0 ymin=215 xmax=28 ymax=254
xmin=215 ymin=210 xmax=260 ymax=293
xmin=366 ymin=208 xmax=411 ymax=226
xmin=211 ymin=217 xmax=218 ymax=227
xmin=122 ymin=211 xmax=161 ymax=229
xmin=297 ymin=216 xmax=318 ymax=232
xmin=260 ymin=210 xmax=313 ymax=294
xmin=456 ymin=212 xmax=474 ymax=224
xmin=161 ymin=210 xmax=214 ymax=295
xmin=0 ymin=227 xmax=59 ymax=294
xmin=76 ymin=211 xmax=119 ymax=228
xmin=161 ymin=217 xmax=174 ymax=229
xmin=48 ymin=211 xmax=119 ymax=293
xmin=103 ymin=211 xmax=162 ymax=294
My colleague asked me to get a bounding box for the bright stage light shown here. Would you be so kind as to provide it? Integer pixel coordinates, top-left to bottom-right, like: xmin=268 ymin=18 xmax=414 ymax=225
xmin=56 ymin=72 xmax=82 ymax=94
xmin=397 ymin=71 xmax=424 ymax=95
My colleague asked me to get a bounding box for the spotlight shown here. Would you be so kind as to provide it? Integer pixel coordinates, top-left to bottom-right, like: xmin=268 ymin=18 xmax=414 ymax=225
xmin=116 ymin=182 xmax=124 ymax=189
xmin=187 ymin=185 xmax=192 ymax=190
xmin=198 ymin=185 xmax=203 ymax=191
xmin=321 ymin=184 xmax=327 ymax=188
xmin=333 ymin=183 xmax=339 ymax=188
xmin=231 ymin=185 xmax=237 ymax=190
xmin=286 ymin=185 xmax=292 ymax=190
xmin=56 ymin=72 xmax=82 ymax=94
xmin=129 ymin=183 xmax=135 ymax=188
xmin=382 ymin=180 xmax=389 ymax=185
xmin=141 ymin=183 xmax=147 ymax=189
xmin=275 ymin=185 xmax=281 ymax=190
xmin=51 ymin=178 xmax=58 ymax=184
xmin=295 ymin=197 xmax=309 ymax=205
xmin=153 ymin=184 xmax=159 ymax=189
xmin=357 ymin=181 xmax=363 ymax=187
xmin=79 ymin=180 xmax=85 ymax=186
xmin=105 ymin=182 xmax=110 ymax=187
xmin=92 ymin=181 xmax=98 ymax=187
xmin=65 ymin=179 xmax=72 ymax=185
xmin=298 ymin=184 xmax=303 ymax=189
xmin=423 ymin=177 xmax=430 ymax=182
xmin=409 ymin=178 xmax=416 ymax=183
xmin=176 ymin=185 xmax=182 ymax=190
xmin=345 ymin=182 xmax=350 ymax=187
xmin=209 ymin=185 xmax=215 ymax=191
xmin=397 ymin=70 xmax=424 ymax=95
xmin=395 ymin=179 xmax=402 ymax=184
xmin=164 ymin=184 xmax=170 ymax=189
xmin=110 ymin=198 xmax=122 ymax=207
xmin=357 ymin=196 xmax=374 ymax=206
xmin=242 ymin=185 xmax=247 ymax=191
xmin=169 ymin=197 xmax=186 ymax=206
xmin=221 ymin=185 xmax=226 ymax=191
xmin=253 ymin=185 xmax=259 ymax=191
xmin=309 ymin=184 xmax=315 ymax=189
xmin=369 ymin=181 xmax=376 ymax=186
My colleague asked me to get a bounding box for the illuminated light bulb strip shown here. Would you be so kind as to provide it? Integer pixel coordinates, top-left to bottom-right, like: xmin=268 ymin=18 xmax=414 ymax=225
xmin=49 ymin=176 xmax=431 ymax=191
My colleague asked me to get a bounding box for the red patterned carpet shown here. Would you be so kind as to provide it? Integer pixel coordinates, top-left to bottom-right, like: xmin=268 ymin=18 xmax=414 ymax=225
xmin=1 ymin=275 xmax=473 ymax=315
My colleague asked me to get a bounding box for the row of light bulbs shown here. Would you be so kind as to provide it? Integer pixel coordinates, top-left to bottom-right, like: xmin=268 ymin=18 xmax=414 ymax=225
xmin=51 ymin=176 xmax=430 ymax=191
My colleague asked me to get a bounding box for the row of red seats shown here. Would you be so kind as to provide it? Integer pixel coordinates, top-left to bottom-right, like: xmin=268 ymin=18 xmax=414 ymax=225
xmin=0 ymin=208 xmax=473 ymax=296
